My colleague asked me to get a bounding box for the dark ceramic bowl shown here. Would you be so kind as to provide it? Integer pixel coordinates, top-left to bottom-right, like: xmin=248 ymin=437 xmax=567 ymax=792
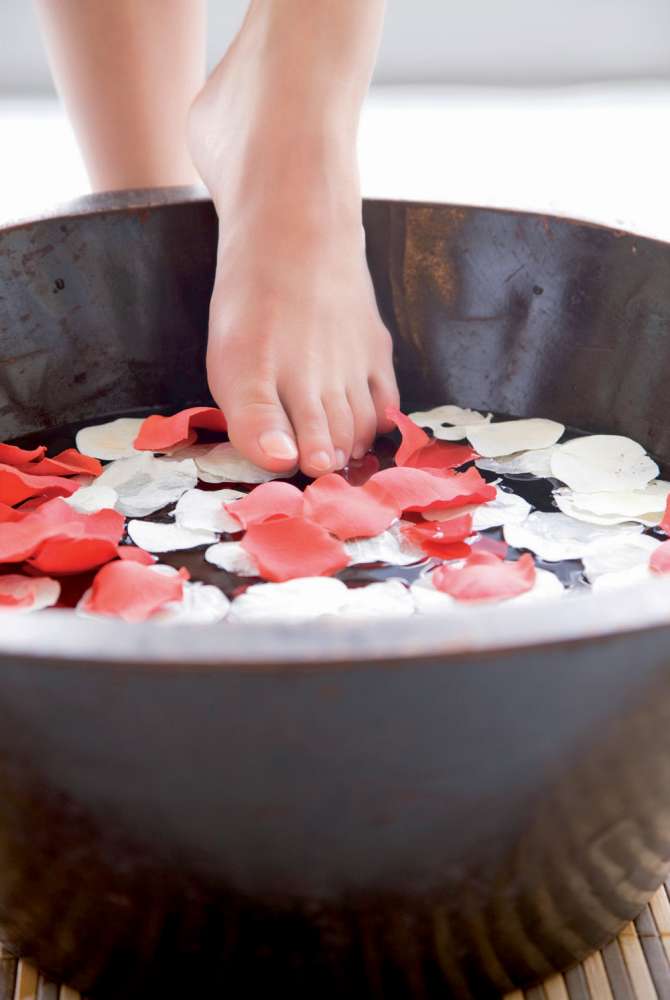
xmin=1 ymin=190 xmax=670 ymax=999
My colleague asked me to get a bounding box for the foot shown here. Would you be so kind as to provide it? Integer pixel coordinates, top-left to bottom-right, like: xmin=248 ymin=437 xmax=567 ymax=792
xmin=188 ymin=4 xmax=399 ymax=478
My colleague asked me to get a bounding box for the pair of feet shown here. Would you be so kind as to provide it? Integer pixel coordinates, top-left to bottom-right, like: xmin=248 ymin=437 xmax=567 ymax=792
xmin=188 ymin=10 xmax=399 ymax=479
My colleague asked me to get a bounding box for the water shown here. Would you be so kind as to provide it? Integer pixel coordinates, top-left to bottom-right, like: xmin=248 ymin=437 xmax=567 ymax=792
xmin=11 ymin=409 xmax=655 ymax=605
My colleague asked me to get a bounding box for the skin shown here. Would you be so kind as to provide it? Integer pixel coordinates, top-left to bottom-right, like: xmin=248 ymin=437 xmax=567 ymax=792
xmin=36 ymin=0 xmax=400 ymax=476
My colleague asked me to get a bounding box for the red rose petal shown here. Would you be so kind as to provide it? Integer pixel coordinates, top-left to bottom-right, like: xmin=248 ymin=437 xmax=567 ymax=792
xmin=0 ymin=502 xmax=27 ymax=524
xmin=82 ymin=561 xmax=184 ymax=623
xmin=0 ymin=498 xmax=124 ymax=570
xmin=386 ymin=407 xmax=431 ymax=464
xmin=28 ymin=537 xmax=120 ymax=575
xmin=471 ymin=536 xmax=509 ymax=559
xmin=226 ymin=481 xmax=304 ymax=529
xmin=432 ymin=550 xmax=536 ymax=602
xmin=303 ymin=473 xmax=398 ymax=540
xmin=402 ymin=514 xmax=473 ymax=559
xmin=134 ymin=406 xmax=227 ymax=452
xmin=368 ymin=466 xmax=496 ymax=514
xmin=241 ymin=515 xmax=350 ymax=582
xmin=660 ymin=495 xmax=670 ymax=536
xmin=19 ymin=448 xmax=102 ymax=478
xmin=0 ymin=464 xmax=79 ymax=507
xmin=386 ymin=407 xmax=478 ymax=471
xmin=117 ymin=545 xmax=156 ymax=565
xmin=0 ymin=576 xmax=35 ymax=608
xmin=0 ymin=443 xmax=46 ymax=466
xmin=650 ymin=540 xmax=670 ymax=574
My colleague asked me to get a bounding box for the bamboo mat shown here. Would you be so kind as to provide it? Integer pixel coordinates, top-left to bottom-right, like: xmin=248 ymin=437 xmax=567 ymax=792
xmin=3 ymin=880 xmax=670 ymax=1000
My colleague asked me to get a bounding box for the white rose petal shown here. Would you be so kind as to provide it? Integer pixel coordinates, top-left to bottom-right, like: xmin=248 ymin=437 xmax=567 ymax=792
xmin=591 ymin=563 xmax=654 ymax=592
xmin=476 ymin=447 xmax=557 ymax=478
xmin=194 ymin=442 xmax=287 ymax=484
xmin=466 ymin=418 xmax=564 ymax=458
xmin=96 ymin=453 xmax=197 ymax=517
xmin=503 ymin=511 xmax=642 ymax=562
xmin=205 ymin=541 xmax=260 ymax=576
xmin=64 ymin=484 xmax=119 ymax=514
xmin=337 ymin=580 xmax=415 ymax=618
xmin=408 ymin=405 xmax=491 ymax=441
xmin=582 ymin=534 xmax=660 ymax=582
xmin=151 ymin=582 xmax=230 ymax=625
xmin=174 ymin=487 xmax=245 ymax=533
xmin=345 ymin=521 xmax=425 ymax=566
xmin=550 ymin=435 xmax=659 ymax=493
xmin=229 ymin=577 xmax=349 ymax=622
xmin=553 ymin=481 xmax=670 ymax=526
xmin=75 ymin=417 xmax=145 ymax=460
xmin=127 ymin=519 xmax=217 ymax=553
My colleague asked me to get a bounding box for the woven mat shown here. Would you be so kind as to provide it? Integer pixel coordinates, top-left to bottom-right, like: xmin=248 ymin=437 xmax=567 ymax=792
xmin=3 ymin=880 xmax=670 ymax=1000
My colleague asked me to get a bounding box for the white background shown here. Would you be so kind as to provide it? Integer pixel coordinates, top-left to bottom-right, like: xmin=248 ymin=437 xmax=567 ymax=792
xmin=0 ymin=1 xmax=668 ymax=240
xmin=1 ymin=0 xmax=669 ymax=91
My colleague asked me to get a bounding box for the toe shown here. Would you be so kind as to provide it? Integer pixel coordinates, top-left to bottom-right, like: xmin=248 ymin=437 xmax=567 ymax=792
xmin=370 ymin=375 xmax=401 ymax=434
xmin=347 ymin=383 xmax=378 ymax=460
xmin=217 ymin=383 xmax=299 ymax=473
xmin=323 ymin=392 xmax=355 ymax=469
xmin=284 ymin=394 xmax=335 ymax=477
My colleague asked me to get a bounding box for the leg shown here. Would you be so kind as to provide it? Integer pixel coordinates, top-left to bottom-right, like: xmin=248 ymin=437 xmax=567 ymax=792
xmin=35 ymin=0 xmax=205 ymax=190
xmin=189 ymin=0 xmax=399 ymax=476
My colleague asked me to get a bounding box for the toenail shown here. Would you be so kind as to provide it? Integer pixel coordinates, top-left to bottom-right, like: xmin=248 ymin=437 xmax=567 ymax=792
xmin=334 ymin=449 xmax=347 ymax=469
xmin=259 ymin=430 xmax=298 ymax=461
xmin=352 ymin=444 xmax=367 ymax=460
xmin=310 ymin=451 xmax=332 ymax=472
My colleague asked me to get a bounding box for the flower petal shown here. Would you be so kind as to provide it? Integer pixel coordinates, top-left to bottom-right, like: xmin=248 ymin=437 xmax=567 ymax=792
xmin=650 ymin=540 xmax=670 ymax=575
xmin=0 ymin=574 xmax=60 ymax=612
xmin=344 ymin=522 xmax=425 ymax=566
xmin=174 ymin=488 xmax=244 ymax=533
xmin=64 ymin=484 xmax=118 ymax=514
xmin=76 ymin=418 xmax=145 ymax=460
xmin=117 ymin=545 xmax=156 ymax=565
xmin=151 ymin=581 xmax=230 ymax=625
xmin=503 ymin=511 xmax=642 ymax=562
xmin=205 ymin=541 xmax=260 ymax=576
xmin=80 ymin=561 xmax=185 ymax=622
xmin=126 ymin=519 xmax=217 ymax=553
xmin=241 ymin=515 xmax=350 ymax=581
xmin=194 ymin=442 xmax=286 ymax=484
xmin=369 ymin=466 xmax=496 ymax=514
xmin=226 ymin=481 xmax=304 ymax=529
xmin=0 ymin=464 xmax=79 ymax=506
xmin=133 ymin=406 xmax=227 ymax=452
xmin=386 ymin=407 xmax=477 ymax=470
xmin=18 ymin=449 xmax=102 ymax=478
xmin=467 ymin=418 xmax=564 ymax=458
xmin=402 ymin=515 xmax=473 ymax=559
xmin=0 ymin=443 xmax=46 ymax=466
xmin=337 ymin=580 xmax=415 ymax=619
xmin=303 ymin=474 xmax=397 ymax=540
xmin=550 ymin=435 xmax=658 ymax=493
xmin=229 ymin=577 xmax=349 ymax=623
xmin=432 ymin=550 xmax=536 ymax=602
xmin=96 ymin=453 xmax=197 ymax=517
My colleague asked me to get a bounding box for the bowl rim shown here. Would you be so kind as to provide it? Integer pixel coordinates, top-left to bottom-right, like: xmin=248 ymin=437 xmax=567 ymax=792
xmin=2 ymin=187 xmax=669 ymax=669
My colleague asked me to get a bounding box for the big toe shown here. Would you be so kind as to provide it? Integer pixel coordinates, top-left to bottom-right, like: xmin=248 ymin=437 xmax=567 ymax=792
xmin=220 ymin=390 xmax=299 ymax=473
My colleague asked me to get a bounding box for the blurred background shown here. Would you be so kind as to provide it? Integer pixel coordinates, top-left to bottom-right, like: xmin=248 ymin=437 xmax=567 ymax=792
xmin=1 ymin=0 xmax=669 ymax=234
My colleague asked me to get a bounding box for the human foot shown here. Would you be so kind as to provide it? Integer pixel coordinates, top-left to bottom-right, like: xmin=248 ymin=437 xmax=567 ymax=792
xmin=188 ymin=0 xmax=399 ymax=478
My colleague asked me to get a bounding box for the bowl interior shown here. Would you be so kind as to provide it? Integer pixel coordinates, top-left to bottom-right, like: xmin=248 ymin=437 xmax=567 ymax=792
xmin=1 ymin=190 xmax=670 ymax=662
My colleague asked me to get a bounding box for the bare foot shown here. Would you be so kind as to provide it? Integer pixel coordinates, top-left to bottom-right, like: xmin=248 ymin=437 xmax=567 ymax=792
xmin=188 ymin=3 xmax=399 ymax=477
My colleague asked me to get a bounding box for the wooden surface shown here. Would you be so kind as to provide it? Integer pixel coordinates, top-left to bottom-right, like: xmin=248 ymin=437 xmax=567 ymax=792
xmin=3 ymin=881 xmax=670 ymax=1000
